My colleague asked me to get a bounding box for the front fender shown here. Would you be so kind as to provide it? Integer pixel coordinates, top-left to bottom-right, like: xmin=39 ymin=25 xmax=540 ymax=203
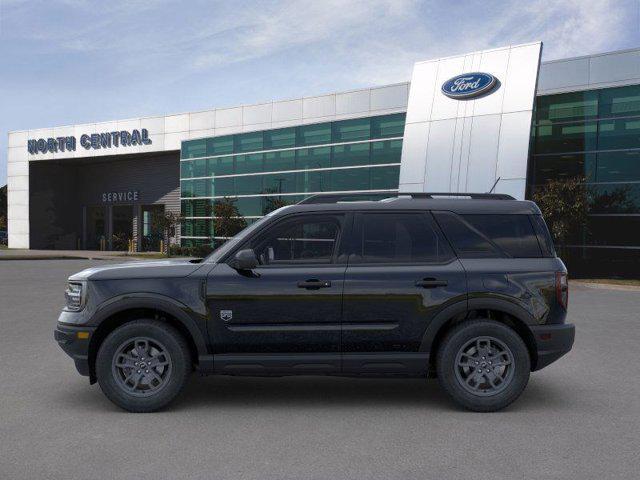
xmin=89 ymin=293 xmax=209 ymax=357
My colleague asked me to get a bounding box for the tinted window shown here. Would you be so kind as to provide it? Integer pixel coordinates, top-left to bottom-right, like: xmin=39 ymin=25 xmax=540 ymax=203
xmin=530 ymin=215 xmax=556 ymax=257
xmin=433 ymin=212 xmax=501 ymax=258
xmin=354 ymin=213 xmax=453 ymax=264
xmin=462 ymin=215 xmax=542 ymax=258
xmin=251 ymin=215 xmax=341 ymax=265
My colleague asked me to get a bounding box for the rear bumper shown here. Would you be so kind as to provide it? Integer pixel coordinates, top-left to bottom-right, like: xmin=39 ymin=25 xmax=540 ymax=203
xmin=54 ymin=323 xmax=96 ymax=377
xmin=530 ymin=323 xmax=575 ymax=371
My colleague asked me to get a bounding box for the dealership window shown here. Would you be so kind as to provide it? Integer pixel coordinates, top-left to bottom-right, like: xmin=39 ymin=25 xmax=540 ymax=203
xmin=296 ymin=146 xmax=331 ymax=170
xmin=180 ymin=114 xmax=406 ymax=246
xmin=332 ymin=118 xmax=370 ymax=142
xmin=264 ymin=128 xmax=296 ymax=150
xmin=297 ymin=123 xmax=332 ymax=147
xmin=371 ymin=140 xmax=402 ymax=164
xmin=528 ymin=85 xmax=640 ymax=277
xmin=371 ymin=113 xmax=406 ymax=138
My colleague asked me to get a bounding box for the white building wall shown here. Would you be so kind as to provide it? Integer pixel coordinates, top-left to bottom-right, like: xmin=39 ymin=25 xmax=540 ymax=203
xmin=399 ymin=42 xmax=542 ymax=199
xmin=7 ymin=84 xmax=408 ymax=249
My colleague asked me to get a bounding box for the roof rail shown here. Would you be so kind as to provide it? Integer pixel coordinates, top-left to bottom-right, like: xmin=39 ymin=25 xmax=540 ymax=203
xmin=297 ymin=192 xmax=397 ymax=204
xmin=297 ymin=191 xmax=514 ymax=204
xmin=406 ymin=192 xmax=515 ymax=200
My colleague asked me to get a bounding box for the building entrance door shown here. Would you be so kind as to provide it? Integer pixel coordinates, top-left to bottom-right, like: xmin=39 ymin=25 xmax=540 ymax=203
xmin=140 ymin=205 xmax=165 ymax=252
xmin=111 ymin=205 xmax=134 ymax=251
xmin=86 ymin=206 xmax=106 ymax=250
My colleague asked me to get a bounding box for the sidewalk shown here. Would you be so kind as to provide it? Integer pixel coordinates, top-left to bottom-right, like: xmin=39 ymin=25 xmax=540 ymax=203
xmin=0 ymin=249 xmax=161 ymax=261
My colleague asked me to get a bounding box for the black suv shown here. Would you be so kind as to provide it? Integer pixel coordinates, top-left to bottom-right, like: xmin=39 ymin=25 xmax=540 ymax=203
xmin=55 ymin=193 xmax=574 ymax=412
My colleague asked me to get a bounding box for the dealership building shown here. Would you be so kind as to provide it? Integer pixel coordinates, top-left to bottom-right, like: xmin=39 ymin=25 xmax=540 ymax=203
xmin=6 ymin=43 xmax=640 ymax=275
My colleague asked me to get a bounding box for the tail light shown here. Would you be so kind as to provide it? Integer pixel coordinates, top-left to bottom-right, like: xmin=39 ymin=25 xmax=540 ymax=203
xmin=556 ymin=272 xmax=568 ymax=310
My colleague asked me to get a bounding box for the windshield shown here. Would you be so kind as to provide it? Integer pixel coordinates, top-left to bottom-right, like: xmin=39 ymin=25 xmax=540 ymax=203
xmin=203 ymin=208 xmax=285 ymax=263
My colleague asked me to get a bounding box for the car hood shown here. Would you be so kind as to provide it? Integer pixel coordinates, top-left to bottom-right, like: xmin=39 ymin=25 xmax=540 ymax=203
xmin=68 ymin=259 xmax=204 ymax=281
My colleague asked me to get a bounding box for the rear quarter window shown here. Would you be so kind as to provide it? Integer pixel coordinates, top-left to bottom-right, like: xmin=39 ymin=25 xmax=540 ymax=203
xmin=461 ymin=214 xmax=542 ymax=258
xmin=433 ymin=212 xmax=544 ymax=258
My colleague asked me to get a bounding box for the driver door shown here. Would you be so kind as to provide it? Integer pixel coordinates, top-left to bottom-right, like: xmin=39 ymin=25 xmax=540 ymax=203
xmin=206 ymin=212 xmax=349 ymax=374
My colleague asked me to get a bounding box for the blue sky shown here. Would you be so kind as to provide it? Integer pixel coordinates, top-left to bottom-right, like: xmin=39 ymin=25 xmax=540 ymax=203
xmin=2 ymin=0 xmax=639 ymax=186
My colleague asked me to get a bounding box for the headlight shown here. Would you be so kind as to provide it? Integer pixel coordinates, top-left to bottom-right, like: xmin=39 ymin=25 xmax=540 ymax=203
xmin=64 ymin=282 xmax=86 ymax=311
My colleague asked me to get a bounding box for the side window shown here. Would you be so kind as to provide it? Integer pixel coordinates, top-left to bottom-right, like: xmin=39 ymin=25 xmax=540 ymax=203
xmin=353 ymin=213 xmax=453 ymax=264
xmin=433 ymin=212 xmax=501 ymax=258
xmin=462 ymin=214 xmax=542 ymax=258
xmin=250 ymin=215 xmax=342 ymax=265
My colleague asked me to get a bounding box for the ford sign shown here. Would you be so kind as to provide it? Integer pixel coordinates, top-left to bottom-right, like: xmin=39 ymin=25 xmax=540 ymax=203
xmin=441 ymin=72 xmax=497 ymax=99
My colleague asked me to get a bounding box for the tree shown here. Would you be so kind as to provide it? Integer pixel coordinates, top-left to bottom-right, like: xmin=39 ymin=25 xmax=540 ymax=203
xmin=213 ymin=197 xmax=247 ymax=244
xmin=532 ymin=177 xmax=589 ymax=255
xmin=151 ymin=210 xmax=183 ymax=255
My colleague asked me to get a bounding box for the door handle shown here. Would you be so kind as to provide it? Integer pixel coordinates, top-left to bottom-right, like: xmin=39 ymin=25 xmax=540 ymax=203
xmin=297 ymin=279 xmax=332 ymax=290
xmin=415 ymin=278 xmax=448 ymax=288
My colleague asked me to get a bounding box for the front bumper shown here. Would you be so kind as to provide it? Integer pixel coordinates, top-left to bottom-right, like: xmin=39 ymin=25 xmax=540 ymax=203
xmin=530 ymin=323 xmax=575 ymax=371
xmin=54 ymin=323 xmax=96 ymax=377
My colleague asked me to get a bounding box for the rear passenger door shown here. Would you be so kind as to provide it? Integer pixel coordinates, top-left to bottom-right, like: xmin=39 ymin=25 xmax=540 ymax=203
xmin=341 ymin=211 xmax=467 ymax=375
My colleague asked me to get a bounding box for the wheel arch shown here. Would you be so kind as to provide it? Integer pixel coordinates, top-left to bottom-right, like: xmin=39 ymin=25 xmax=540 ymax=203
xmin=421 ymin=297 xmax=539 ymax=372
xmin=87 ymin=295 xmax=209 ymax=383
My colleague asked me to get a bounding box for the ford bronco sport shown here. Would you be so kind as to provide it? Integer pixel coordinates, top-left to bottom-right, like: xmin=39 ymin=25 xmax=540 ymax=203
xmin=55 ymin=192 xmax=574 ymax=412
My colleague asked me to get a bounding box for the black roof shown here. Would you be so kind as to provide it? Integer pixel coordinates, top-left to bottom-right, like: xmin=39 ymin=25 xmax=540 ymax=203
xmin=271 ymin=193 xmax=541 ymax=216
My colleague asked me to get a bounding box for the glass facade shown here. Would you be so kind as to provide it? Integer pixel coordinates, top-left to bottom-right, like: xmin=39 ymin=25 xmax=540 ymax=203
xmin=528 ymin=84 xmax=640 ymax=276
xmin=180 ymin=113 xmax=405 ymax=246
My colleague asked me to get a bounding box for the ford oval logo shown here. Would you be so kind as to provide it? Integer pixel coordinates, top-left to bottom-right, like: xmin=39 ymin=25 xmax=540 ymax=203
xmin=441 ymin=72 xmax=497 ymax=99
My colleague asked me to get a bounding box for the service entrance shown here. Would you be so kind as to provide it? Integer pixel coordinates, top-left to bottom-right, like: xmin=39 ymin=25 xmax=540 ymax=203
xmin=111 ymin=205 xmax=134 ymax=251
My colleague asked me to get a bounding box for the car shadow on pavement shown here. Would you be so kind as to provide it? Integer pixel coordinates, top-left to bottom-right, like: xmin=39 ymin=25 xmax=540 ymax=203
xmin=54 ymin=373 xmax=573 ymax=414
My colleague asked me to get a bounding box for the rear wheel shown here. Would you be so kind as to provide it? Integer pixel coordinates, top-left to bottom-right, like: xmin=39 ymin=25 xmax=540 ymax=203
xmin=436 ymin=320 xmax=530 ymax=412
xmin=96 ymin=320 xmax=192 ymax=412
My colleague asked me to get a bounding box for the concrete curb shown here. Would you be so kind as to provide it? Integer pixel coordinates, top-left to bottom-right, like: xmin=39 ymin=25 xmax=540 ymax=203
xmin=571 ymin=280 xmax=640 ymax=292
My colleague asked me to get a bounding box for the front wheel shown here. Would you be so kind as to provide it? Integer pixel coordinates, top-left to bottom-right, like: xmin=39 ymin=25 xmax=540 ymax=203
xmin=436 ymin=320 xmax=530 ymax=412
xmin=96 ymin=320 xmax=192 ymax=412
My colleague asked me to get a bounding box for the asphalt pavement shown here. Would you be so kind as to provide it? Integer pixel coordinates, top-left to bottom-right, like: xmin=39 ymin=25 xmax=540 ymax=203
xmin=1 ymin=259 xmax=639 ymax=480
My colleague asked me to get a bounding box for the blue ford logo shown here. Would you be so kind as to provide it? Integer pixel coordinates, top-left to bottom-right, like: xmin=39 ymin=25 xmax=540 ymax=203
xmin=441 ymin=72 xmax=497 ymax=99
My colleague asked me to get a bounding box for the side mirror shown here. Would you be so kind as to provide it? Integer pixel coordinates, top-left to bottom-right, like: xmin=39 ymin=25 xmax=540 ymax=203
xmin=230 ymin=249 xmax=259 ymax=271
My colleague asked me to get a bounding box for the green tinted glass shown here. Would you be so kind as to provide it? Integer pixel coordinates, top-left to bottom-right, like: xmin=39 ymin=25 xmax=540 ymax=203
xmin=212 ymin=177 xmax=234 ymax=197
xmin=180 ymin=159 xmax=208 ymax=178
xmin=181 ymin=199 xmax=212 ymax=217
xmin=370 ymin=166 xmax=400 ymax=190
xmin=332 ymin=143 xmax=370 ymax=167
xmin=295 ymin=170 xmax=330 ymax=193
xmin=328 ymin=167 xmax=370 ymax=191
xmin=596 ymin=151 xmax=640 ymax=182
xmin=235 ymin=153 xmax=264 ymax=174
xmin=264 ymin=150 xmax=295 ymax=171
xmin=297 ymin=124 xmax=331 ymax=146
xmin=262 ymin=172 xmax=296 ymax=194
xmin=264 ymin=128 xmax=296 ymax=149
xmin=371 ymin=113 xmax=406 ymax=138
xmin=530 ymin=153 xmax=597 ymax=184
xmin=234 ymin=132 xmax=263 ymax=153
xmin=235 ymin=175 xmax=263 ymax=195
xmin=180 ymin=180 xmax=193 ymax=198
xmin=332 ymin=118 xmax=370 ymax=142
xmin=235 ymin=197 xmax=265 ymax=217
xmin=206 ymin=136 xmax=233 ymax=156
xmin=209 ymin=156 xmax=234 ymax=176
xmin=598 ymin=84 xmax=640 ymax=118
xmin=181 ymin=139 xmax=206 ymax=159
xmin=296 ymin=147 xmax=331 ymax=170
xmin=371 ymin=139 xmax=402 ymax=164
xmin=535 ymin=91 xmax=598 ymax=124
xmin=534 ymin=121 xmax=598 ymax=154
xmin=598 ymin=119 xmax=640 ymax=150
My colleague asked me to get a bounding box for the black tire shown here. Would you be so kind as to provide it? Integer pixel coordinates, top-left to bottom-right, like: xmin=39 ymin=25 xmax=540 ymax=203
xmin=96 ymin=319 xmax=192 ymax=412
xmin=436 ymin=319 xmax=530 ymax=412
